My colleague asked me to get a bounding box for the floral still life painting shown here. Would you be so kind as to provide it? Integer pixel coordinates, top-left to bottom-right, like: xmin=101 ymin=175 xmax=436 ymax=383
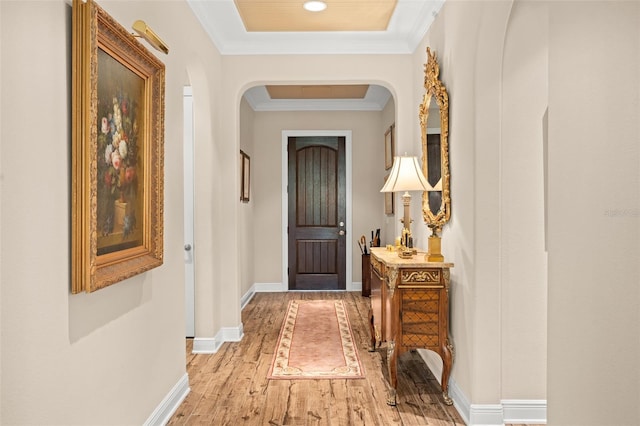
xmin=96 ymin=49 xmax=144 ymax=255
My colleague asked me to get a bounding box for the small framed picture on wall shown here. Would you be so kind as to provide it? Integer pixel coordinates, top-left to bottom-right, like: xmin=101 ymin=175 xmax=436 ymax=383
xmin=384 ymin=174 xmax=394 ymax=215
xmin=240 ymin=150 xmax=250 ymax=202
xmin=384 ymin=123 xmax=395 ymax=170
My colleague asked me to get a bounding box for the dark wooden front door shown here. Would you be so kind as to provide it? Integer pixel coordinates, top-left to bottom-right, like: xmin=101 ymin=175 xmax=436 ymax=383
xmin=288 ymin=136 xmax=346 ymax=290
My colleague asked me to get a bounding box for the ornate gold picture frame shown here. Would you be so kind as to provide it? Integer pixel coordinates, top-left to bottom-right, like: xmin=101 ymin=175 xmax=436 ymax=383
xmin=384 ymin=124 xmax=395 ymax=170
xmin=383 ymin=174 xmax=394 ymax=215
xmin=72 ymin=0 xmax=165 ymax=293
xmin=240 ymin=150 xmax=250 ymax=202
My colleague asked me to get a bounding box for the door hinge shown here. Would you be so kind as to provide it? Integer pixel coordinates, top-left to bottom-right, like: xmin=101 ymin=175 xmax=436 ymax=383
xmin=287 ymin=267 xmax=290 ymax=275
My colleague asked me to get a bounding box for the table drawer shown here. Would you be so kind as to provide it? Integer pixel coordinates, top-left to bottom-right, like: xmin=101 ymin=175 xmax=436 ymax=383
xmin=400 ymin=268 xmax=442 ymax=285
xmin=400 ymin=289 xmax=441 ymax=348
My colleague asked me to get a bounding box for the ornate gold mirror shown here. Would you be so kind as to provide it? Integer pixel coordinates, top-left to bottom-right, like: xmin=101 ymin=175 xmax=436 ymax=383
xmin=419 ymin=47 xmax=450 ymax=261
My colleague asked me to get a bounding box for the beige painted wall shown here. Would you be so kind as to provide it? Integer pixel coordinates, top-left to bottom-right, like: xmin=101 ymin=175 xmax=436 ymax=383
xmin=217 ymin=53 xmax=416 ymax=296
xmin=380 ymin=97 xmax=399 ymax=248
xmin=0 ymin=0 xmax=222 ymax=423
xmin=239 ymin=98 xmax=255 ymax=297
xmin=547 ymin=1 xmax=640 ymax=424
xmin=499 ymin=0 xmax=549 ymax=400
xmin=416 ymin=1 xmax=639 ymax=422
xmin=415 ymin=0 xmax=549 ymax=407
xmin=416 ymin=0 xmax=514 ymax=405
xmin=249 ymin=109 xmax=386 ymax=285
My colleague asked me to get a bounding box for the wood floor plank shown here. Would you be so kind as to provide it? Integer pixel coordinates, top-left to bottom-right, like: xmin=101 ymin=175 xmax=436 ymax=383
xmin=305 ymin=379 xmax=332 ymax=424
xmin=259 ymin=379 xmax=292 ymax=425
xmin=345 ymin=379 xmax=387 ymax=425
xmin=168 ymin=291 xmax=470 ymax=425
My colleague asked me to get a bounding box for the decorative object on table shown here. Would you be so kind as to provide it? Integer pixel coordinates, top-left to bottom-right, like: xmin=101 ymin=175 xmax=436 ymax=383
xmin=240 ymin=150 xmax=250 ymax=202
xmin=380 ymin=155 xmax=430 ymax=258
xmin=373 ymin=228 xmax=380 ymax=247
xmin=268 ymin=300 xmax=364 ymax=379
xmin=420 ymin=47 xmax=451 ymax=262
xmin=71 ymin=0 xmax=166 ymax=293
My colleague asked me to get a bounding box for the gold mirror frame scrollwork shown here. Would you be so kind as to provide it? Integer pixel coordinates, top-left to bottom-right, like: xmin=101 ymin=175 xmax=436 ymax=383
xmin=420 ymin=47 xmax=451 ymax=234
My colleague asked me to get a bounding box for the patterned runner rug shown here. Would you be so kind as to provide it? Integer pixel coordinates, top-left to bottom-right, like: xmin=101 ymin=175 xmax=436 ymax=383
xmin=268 ymin=299 xmax=364 ymax=379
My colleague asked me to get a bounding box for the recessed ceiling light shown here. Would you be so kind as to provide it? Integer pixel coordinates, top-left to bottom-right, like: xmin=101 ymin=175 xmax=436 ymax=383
xmin=303 ymin=1 xmax=327 ymax=12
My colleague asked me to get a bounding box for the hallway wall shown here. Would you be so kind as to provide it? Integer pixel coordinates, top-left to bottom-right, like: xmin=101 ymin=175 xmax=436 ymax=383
xmin=239 ymin=98 xmax=256 ymax=298
xmin=0 ymin=1 xmax=222 ymax=423
xmin=248 ymin=109 xmax=386 ymax=286
xmin=414 ymin=1 xmax=639 ymax=424
xmin=547 ymin=2 xmax=640 ymax=424
xmin=219 ymin=53 xmax=416 ymax=301
xmin=412 ymin=0 xmax=548 ymax=421
xmin=2 ymin=1 xmax=638 ymax=424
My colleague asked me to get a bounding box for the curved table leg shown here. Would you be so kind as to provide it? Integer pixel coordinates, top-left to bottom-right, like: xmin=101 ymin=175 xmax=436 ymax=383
xmin=368 ymin=307 xmax=376 ymax=352
xmin=386 ymin=341 xmax=398 ymax=406
xmin=440 ymin=339 xmax=454 ymax=405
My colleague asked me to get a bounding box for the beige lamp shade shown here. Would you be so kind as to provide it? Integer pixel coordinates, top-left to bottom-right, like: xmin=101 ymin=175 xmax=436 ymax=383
xmin=380 ymin=156 xmax=430 ymax=193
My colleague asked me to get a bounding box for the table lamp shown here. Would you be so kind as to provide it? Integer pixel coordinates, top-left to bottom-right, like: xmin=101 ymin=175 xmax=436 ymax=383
xmin=380 ymin=155 xmax=430 ymax=258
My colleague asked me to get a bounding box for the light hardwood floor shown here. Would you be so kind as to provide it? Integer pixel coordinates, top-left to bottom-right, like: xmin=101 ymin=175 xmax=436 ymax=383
xmin=168 ymin=292 xmax=531 ymax=425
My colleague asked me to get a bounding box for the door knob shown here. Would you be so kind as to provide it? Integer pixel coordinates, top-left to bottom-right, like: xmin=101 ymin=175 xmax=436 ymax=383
xmin=184 ymin=244 xmax=192 ymax=251
xmin=339 ymin=230 xmax=345 ymax=236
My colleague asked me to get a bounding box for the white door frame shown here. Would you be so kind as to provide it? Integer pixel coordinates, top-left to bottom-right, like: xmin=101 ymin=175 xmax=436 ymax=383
xmin=184 ymin=86 xmax=195 ymax=337
xmin=281 ymin=130 xmax=353 ymax=291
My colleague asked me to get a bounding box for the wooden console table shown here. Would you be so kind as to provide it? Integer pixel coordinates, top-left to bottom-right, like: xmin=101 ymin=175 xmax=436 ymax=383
xmin=368 ymin=247 xmax=454 ymax=406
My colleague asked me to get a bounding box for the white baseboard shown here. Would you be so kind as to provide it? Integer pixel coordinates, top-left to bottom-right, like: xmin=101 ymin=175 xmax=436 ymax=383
xmin=433 ymin=374 xmax=506 ymax=426
xmin=144 ymin=373 xmax=190 ymax=426
xmin=253 ymin=282 xmax=360 ymax=293
xmin=255 ymin=282 xmax=287 ymax=292
xmin=218 ymin=324 xmax=244 ymax=342
xmin=449 ymin=377 xmax=471 ymax=424
xmin=241 ymin=285 xmax=256 ymax=310
xmin=192 ymin=322 xmax=243 ymax=354
xmin=463 ymin=398 xmax=547 ymax=425
xmin=417 ymin=350 xmax=546 ymax=425
xmin=502 ymin=399 xmax=547 ymax=424
xmin=192 ymin=337 xmax=220 ymax=353
xmin=468 ymin=404 xmax=504 ymax=426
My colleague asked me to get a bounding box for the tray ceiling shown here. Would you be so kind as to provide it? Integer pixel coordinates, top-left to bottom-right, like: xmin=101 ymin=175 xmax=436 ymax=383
xmin=187 ymin=0 xmax=445 ymax=55
xmin=186 ymin=0 xmax=444 ymax=110
xmin=234 ymin=0 xmax=396 ymax=32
